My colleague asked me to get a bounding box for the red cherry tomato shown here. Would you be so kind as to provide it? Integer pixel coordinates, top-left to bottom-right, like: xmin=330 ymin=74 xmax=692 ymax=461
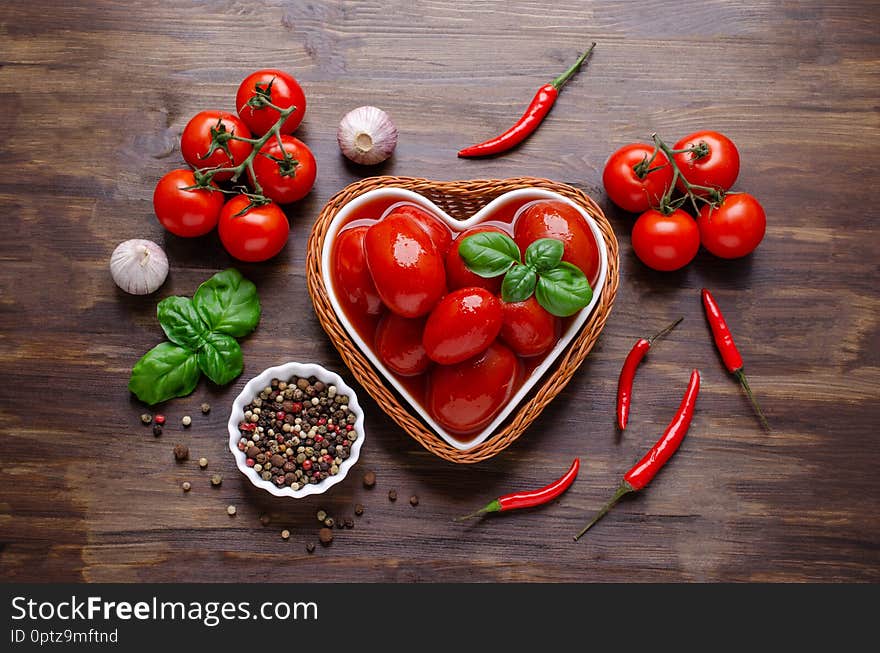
xmin=514 ymin=200 xmax=600 ymax=287
xmin=375 ymin=313 xmax=430 ymax=377
xmin=180 ymin=111 xmax=252 ymax=182
xmin=631 ymin=209 xmax=700 ymax=272
xmin=673 ymin=130 xmax=740 ymax=195
xmin=386 ymin=204 xmax=452 ymax=256
xmin=364 ymin=213 xmax=446 ymax=318
xmin=499 ymin=296 xmax=560 ymax=357
xmin=236 ymin=69 xmax=306 ymax=136
xmin=446 ymin=226 xmax=506 ymax=293
xmin=218 ymin=196 xmax=289 ymax=262
xmin=152 ymin=169 xmax=224 ymax=237
xmin=250 ymin=135 xmax=316 ymax=204
xmin=423 ymin=288 xmax=503 ymax=365
xmin=428 ymin=342 xmax=522 ymax=434
xmin=603 ymin=143 xmax=674 ymax=213
xmin=332 ymin=226 xmax=383 ymax=318
xmin=697 ymin=192 xmax=766 ymax=259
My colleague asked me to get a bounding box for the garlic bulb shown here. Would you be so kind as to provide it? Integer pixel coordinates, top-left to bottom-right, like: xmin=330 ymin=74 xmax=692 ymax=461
xmin=337 ymin=105 xmax=398 ymax=165
xmin=110 ymin=239 xmax=169 ymax=295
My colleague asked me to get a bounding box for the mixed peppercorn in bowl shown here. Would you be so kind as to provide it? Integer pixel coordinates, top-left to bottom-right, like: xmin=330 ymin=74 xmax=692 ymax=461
xmin=227 ymin=362 xmax=366 ymax=498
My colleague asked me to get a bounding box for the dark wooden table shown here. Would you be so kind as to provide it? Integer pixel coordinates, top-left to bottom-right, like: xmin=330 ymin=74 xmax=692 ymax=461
xmin=1 ymin=1 xmax=877 ymax=583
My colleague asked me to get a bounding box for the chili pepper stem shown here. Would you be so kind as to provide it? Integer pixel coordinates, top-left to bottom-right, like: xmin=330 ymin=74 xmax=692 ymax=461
xmin=454 ymin=499 xmax=502 ymax=522
xmin=550 ymin=42 xmax=596 ymax=90
xmin=573 ymin=482 xmax=633 ymax=540
xmin=735 ymin=369 xmax=771 ymax=431
xmin=647 ymin=316 xmax=684 ymax=345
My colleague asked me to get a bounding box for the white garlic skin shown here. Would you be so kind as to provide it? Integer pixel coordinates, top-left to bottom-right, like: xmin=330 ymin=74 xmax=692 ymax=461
xmin=337 ymin=105 xmax=398 ymax=165
xmin=110 ymin=239 xmax=169 ymax=295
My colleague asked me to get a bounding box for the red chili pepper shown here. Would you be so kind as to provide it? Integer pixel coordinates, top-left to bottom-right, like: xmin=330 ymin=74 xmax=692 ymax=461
xmin=456 ymin=458 xmax=580 ymax=521
xmin=701 ymin=288 xmax=769 ymax=430
xmin=457 ymin=44 xmax=596 ymax=158
xmin=574 ymin=369 xmax=699 ymax=540
xmin=617 ymin=317 xmax=683 ymax=430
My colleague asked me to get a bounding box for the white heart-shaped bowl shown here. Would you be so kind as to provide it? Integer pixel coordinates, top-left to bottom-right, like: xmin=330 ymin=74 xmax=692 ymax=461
xmin=227 ymin=362 xmax=366 ymax=498
xmin=307 ymin=177 xmax=619 ymax=463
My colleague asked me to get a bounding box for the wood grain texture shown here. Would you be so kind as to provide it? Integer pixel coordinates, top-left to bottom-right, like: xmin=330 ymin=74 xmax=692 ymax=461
xmin=1 ymin=0 xmax=878 ymax=582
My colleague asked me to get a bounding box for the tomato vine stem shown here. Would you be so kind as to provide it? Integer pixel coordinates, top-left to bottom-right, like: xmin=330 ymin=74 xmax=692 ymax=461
xmin=650 ymin=133 xmax=723 ymax=215
xmin=191 ymin=100 xmax=297 ymax=209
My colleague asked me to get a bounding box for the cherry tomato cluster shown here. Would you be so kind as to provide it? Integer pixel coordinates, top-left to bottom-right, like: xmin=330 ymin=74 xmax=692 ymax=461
xmin=603 ymin=130 xmax=766 ymax=271
xmin=152 ymin=69 xmax=317 ymax=262
xmin=331 ymin=200 xmax=600 ymax=435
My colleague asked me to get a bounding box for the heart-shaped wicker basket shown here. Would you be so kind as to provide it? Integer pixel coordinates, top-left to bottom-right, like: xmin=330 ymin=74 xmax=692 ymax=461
xmin=306 ymin=176 xmax=619 ymax=464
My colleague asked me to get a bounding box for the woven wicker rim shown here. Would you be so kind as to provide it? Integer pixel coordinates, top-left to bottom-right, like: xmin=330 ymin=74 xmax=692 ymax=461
xmin=306 ymin=176 xmax=619 ymax=464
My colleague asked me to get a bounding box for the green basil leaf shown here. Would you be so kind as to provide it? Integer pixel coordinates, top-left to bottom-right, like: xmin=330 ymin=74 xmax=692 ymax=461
xmin=197 ymin=332 xmax=243 ymax=386
xmin=525 ymin=238 xmax=564 ymax=273
xmin=193 ymin=268 xmax=261 ymax=338
xmin=157 ymin=296 xmax=209 ymax=351
xmin=535 ymin=262 xmax=593 ymax=317
xmin=129 ymin=342 xmax=200 ymax=406
xmin=501 ymin=263 xmax=538 ymax=303
xmin=458 ymin=232 xmax=522 ymax=278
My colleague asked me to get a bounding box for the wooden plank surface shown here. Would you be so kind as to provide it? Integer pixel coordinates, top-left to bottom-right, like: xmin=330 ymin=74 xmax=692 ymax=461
xmin=0 ymin=0 xmax=878 ymax=582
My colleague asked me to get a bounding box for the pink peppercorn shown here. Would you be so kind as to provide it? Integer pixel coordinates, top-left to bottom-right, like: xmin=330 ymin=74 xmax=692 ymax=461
xmin=323 ymin=454 xmax=333 ymax=464
xmin=315 ymin=434 xmax=324 ymax=443
xmin=302 ymin=460 xmax=312 ymax=471
xmin=318 ymin=418 xmax=326 ymax=425
xmin=276 ymin=411 xmax=285 ymax=420
xmin=155 ymin=415 xmax=166 ymax=425
xmin=346 ymin=424 xmax=353 ymax=431
xmin=290 ymin=402 xmax=303 ymax=413
xmin=246 ymin=458 xmax=255 ymax=467
xmin=343 ymin=440 xmax=350 ymax=447
xmin=238 ymin=442 xmax=247 ymax=451
xmin=276 ymin=435 xmax=285 ymax=443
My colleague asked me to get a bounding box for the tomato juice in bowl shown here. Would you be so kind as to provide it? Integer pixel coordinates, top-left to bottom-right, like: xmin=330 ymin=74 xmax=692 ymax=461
xmin=322 ymin=187 xmax=608 ymax=450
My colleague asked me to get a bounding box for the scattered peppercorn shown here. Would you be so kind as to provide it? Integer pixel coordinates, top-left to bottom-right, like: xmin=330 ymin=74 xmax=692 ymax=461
xmin=200 ymin=402 xmax=211 ymax=415
xmin=363 ymin=471 xmax=376 ymax=488
xmin=410 ymin=495 xmax=419 ymax=507
xmin=154 ymin=414 xmax=166 ymax=425
xmin=319 ymin=528 xmax=333 ymax=546
xmin=152 ymin=424 xmax=162 ymax=437
xmin=173 ymin=443 xmax=189 ymax=462
xmin=260 ymin=514 xmax=271 ymax=526
xmin=316 ymin=510 xmax=327 ymax=522
xmin=354 ymin=503 xmax=364 ymax=516
xmin=235 ymin=375 xmax=358 ymax=489
xmin=344 ymin=517 xmax=354 ymax=529
xmin=210 ymin=474 xmax=222 ymax=487
xmin=388 ymin=489 xmax=398 ymax=502
xmin=306 ymin=542 xmax=315 ymax=554
xmin=324 ymin=517 xmax=335 ymax=528
xmin=281 ymin=529 xmax=290 ymax=540
xmin=140 ymin=413 xmax=152 ymax=425
xmin=226 ymin=505 xmax=236 ymax=516
xmin=199 ymin=457 xmax=208 ymax=469
xmin=182 ymin=481 xmax=191 ymax=492
xmin=182 ymin=415 xmax=192 ymax=427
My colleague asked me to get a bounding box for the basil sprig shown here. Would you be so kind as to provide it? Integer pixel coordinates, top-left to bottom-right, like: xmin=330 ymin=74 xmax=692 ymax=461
xmin=129 ymin=268 xmax=260 ymax=405
xmin=459 ymin=234 xmax=592 ymax=317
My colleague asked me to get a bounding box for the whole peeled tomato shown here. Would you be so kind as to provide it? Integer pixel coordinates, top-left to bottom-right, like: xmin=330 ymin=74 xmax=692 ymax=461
xmin=697 ymin=192 xmax=766 ymax=259
xmin=446 ymin=225 xmax=506 ymax=293
xmin=673 ymin=130 xmax=740 ymax=195
xmin=236 ymin=69 xmax=306 ymax=136
xmin=218 ymin=196 xmax=289 ymax=262
xmin=514 ymin=200 xmax=600 ymax=288
xmin=332 ymin=225 xmax=382 ymax=318
xmin=251 ymin=135 xmax=317 ymax=204
xmin=153 ymin=169 xmax=224 ymax=237
xmin=375 ymin=313 xmax=430 ymax=377
xmin=499 ymin=296 xmax=560 ymax=357
xmin=631 ymin=209 xmax=700 ymax=272
xmin=428 ymin=342 xmax=522 ymax=435
xmin=423 ymin=288 xmax=503 ymax=365
xmin=386 ymin=204 xmax=452 ymax=256
xmin=180 ymin=110 xmax=253 ymax=182
xmin=603 ymin=143 xmax=674 ymax=213
xmin=364 ymin=213 xmax=446 ymax=318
